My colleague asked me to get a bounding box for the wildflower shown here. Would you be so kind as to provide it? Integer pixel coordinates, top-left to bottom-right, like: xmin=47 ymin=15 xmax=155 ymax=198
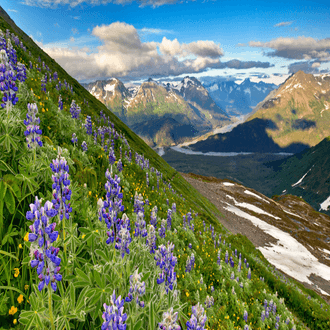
xmin=185 ymin=253 xmax=195 ymax=273
xmin=158 ymin=218 xmax=166 ymax=239
xmin=85 ymin=115 xmax=92 ymax=135
xmin=71 ymin=133 xmax=78 ymax=146
xmin=115 ymin=225 xmax=131 ymax=258
xmin=17 ymin=294 xmax=23 ymax=304
xmin=24 ymin=284 xmax=29 ymax=290
xmin=58 ymin=95 xmax=63 ymax=111
xmin=125 ymin=269 xmax=146 ymax=307
xmin=117 ymin=159 xmax=123 ymax=172
xmin=81 ymin=141 xmax=87 ymax=152
xmin=102 ymin=290 xmax=127 ymax=330
xmin=247 ymin=268 xmax=251 ymax=280
xmin=23 ymin=103 xmax=43 ymax=149
xmin=13 ymin=268 xmax=19 ymax=277
xmin=8 ymin=306 xmax=17 ymax=315
xmin=150 ymin=206 xmax=158 ymax=228
xmin=159 ymin=307 xmax=181 ymax=330
xmin=18 ymin=243 xmax=22 ymax=249
xmin=13 ymin=319 xmax=17 ymax=325
xmin=186 ymin=302 xmax=207 ymax=330
xmin=204 ymin=295 xmax=214 ymax=308
xmin=69 ymin=99 xmax=81 ymax=119
xmin=146 ymin=225 xmax=157 ymax=254
xmin=108 ymin=147 xmax=116 ymax=166
xmin=155 ymin=242 xmax=177 ymax=294
xmin=27 ymin=196 xmax=61 ymax=292
xmin=243 ymin=310 xmax=248 ymax=322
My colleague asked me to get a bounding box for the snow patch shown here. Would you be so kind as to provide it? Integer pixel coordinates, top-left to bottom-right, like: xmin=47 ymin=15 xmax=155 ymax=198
xmin=291 ymin=168 xmax=312 ymax=187
xmin=244 ymin=190 xmax=270 ymax=203
xmin=319 ymin=195 xmax=330 ymax=211
xmin=104 ymin=84 xmax=115 ymax=93
xmin=283 ymin=209 xmax=303 ymax=219
xmin=223 ymin=204 xmax=330 ymax=294
xmin=223 ymin=182 xmax=235 ymax=186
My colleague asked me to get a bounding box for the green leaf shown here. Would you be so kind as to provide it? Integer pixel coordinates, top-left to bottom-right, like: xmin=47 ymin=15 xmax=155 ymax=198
xmin=95 ymin=249 xmax=107 ymax=261
xmin=0 ymin=181 xmax=7 ymax=200
xmin=0 ymin=250 xmax=18 ymax=260
xmin=149 ymin=301 xmax=154 ymax=330
xmin=75 ymin=268 xmax=90 ymax=283
xmin=93 ymin=270 xmax=102 ymax=288
xmin=4 ymin=189 xmax=15 ymax=214
xmin=142 ymin=271 xmax=151 ymax=283
xmin=78 ymin=227 xmax=90 ymax=234
xmin=133 ymin=319 xmax=143 ymax=330
xmin=52 ymin=294 xmax=62 ymax=301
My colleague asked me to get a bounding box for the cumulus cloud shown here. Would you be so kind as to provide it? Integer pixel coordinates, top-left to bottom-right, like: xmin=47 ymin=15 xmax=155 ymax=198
xmin=159 ymin=37 xmax=223 ymax=58
xmin=288 ymin=61 xmax=322 ymax=74
xmin=274 ymin=21 xmax=293 ymax=27
xmin=21 ymin=0 xmax=195 ymax=8
xmin=249 ymin=36 xmax=330 ymax=62
xmin=40 ymin=22 xmax=274 ymax=81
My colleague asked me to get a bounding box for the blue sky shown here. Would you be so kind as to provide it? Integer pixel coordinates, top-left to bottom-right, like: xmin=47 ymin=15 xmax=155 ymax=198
xmin=3 ymin=0 xmax=330 ymax=84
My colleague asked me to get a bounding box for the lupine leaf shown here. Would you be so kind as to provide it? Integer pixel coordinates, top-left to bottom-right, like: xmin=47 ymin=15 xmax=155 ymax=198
xmin=95 ymin=249 xmax=107 ymax=261
xmin=4 ymin=189 xmax=15 ymax=214
xmin=133 ymin=319 xmax=143 ymax=330
xmin=149 ymin=300 xmax=154 ymax=330
xmin=0 ymin=181 xmax=6 ymax=200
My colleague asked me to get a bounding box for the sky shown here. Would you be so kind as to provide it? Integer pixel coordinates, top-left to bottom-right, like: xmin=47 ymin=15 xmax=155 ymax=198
xmin=2 ymin=0 xmax=330 ymax=85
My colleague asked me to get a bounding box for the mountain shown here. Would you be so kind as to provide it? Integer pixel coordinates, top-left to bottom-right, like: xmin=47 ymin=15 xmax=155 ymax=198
xmin=246 ymin=70 xmax=330 ymax=149
xmin=131 ymin=117 xmax=197 ymax=147
xmin=82 ymin=78 xmax=131 ymax=118
xmin=203 ymin=78 xmax=277 ymax=116
xmin=262 ymin=136 xmax=330 ymax=216
xmin=84 ymin=76 xmax=232 ymax=146
xmin=190 ymin=71 xmax=330 ymax=153
xmin=1 ymin=7 xmax=330 ymax=329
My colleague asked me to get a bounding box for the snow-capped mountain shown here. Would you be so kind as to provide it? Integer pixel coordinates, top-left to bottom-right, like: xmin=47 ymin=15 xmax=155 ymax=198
xmin=203 ymin=78 xmax=277 ymax=116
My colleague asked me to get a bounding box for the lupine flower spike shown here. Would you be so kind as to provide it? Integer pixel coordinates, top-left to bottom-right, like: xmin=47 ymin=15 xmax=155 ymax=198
xmin=102 ymin=290 xmax=127 ymax=330
xmin=27 ymin=197 xmax=61 ymax=292
xmin=186 ymin=303 xmax=207 ymax=330
xmin=159 ymin=308 xmax=181 ymax=330
xmin=24 ymin=103 xmax=43 ymax=149
xmin=125 ymin=269 xmax=146 ymax=307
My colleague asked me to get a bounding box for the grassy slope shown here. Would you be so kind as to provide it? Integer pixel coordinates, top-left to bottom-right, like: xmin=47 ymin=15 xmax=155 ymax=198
xmin=0 ymin=9 xmax=329 ymax=330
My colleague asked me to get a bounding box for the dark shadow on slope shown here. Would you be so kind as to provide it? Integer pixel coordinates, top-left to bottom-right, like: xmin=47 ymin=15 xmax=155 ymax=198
xmin=291 ymin=119 xmax=316 ymax=130
xmin=190 ymin=117 xmax=310 ymax=153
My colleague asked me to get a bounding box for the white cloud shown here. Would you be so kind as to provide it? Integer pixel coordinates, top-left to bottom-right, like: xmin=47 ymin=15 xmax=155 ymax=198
xmin=40 ymin=22 xmax=273 ymax=81
xmin=70 ymin=36 xmax=75 ymax=43
xmin=21 ymin=0 xmax=196 ymax=8
xmin=8 ymin=9 xmax=18 ymax=12
xmin=71 ymin=28 xmax=79 ymax=34
xmin=312 ymin=62 xmax=321 ymax=68
xmin=249 ymin=36 xmax=330 ymax=62
xmin=274 ymin=21 xmax=293 ymax=27
xmin=139 ymin=28 xmax=174 ymax=35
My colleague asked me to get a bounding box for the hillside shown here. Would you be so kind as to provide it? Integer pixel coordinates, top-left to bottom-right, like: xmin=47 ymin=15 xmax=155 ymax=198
xmin=263 ymin=136 xmax=330 ymax=215
xmin=0 ymin=7 xmax=329 ymax=330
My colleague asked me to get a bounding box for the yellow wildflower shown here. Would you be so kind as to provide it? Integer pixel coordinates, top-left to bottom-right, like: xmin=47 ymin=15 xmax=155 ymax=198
xmin=18 ymin=244 xmax=23 ymax=249
xmin=9 ymin=306 xmax=17 ymax=315
xmin=186 ymin=292 xmax=189 ymax=297
xmin=82 ymin=234 xmax=86 ymax=239
xmin=24 ymin=232 xmax=29 ymax=242
xmin=14 ymin=268 xmax=19 ymax=278
xmin=13 ymin=319 xmax=17 ymax=325
xmin=17 ymin=295 xmax=24 ymax=304
xmin=89 ymin=191 xmax=91 ymax=196
xmin=95 ymin=230 xmax=99 ymax=233
xmin=24 ymin=285 xmax=29 ymax=291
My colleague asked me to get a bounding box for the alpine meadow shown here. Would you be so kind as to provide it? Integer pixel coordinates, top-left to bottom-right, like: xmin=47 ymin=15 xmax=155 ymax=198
xmin=0 ymin=6 xmax=330 ymax=330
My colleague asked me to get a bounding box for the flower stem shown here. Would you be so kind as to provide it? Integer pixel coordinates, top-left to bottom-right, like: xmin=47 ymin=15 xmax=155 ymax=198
xmin=48 ymin=283 xmax=55 ymax=330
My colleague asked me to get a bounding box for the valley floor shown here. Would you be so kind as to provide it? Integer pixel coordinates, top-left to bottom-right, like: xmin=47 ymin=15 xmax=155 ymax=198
xmin=181 ymin=173 xmax=330 ymax=304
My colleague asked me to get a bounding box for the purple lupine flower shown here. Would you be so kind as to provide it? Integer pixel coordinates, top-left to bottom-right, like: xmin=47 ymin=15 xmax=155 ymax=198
xmin=117 ymin=159 xmax=123 ymax=172
xmin=146 ymin=225 xmax=157 ymax=254
xmin=53 ymin=71 xmax=58 ymax=80
xmin=230 ymin=272 xmax=235 ymax=280
xmin=286 ymin=317 xmax=290 ymax=325
xmin=185 ymin=253 xmax=195 ymax=273
xmin=27 ymin=197 xmax=61 ymax=292
xmin=155 ymin=242 xmax=177 ymax=294
xmin=108 ymin=147 xmax=116 ymax=166
xmin=115 ymin=225 xmax=131 ymax=258
xmin=81 ymin=141 xmax=87 ymax=152
xmin=243 ymin=310 xmax=248 ymax=322
xmin=69 ymin=99 xmax=81 ymax=119
xmin=225 ymin=250 xmax=229 ymax=264
xmin=217 ymin=249 xmax=221 ymax=265
xmin=0 ymin=49 xmax=19 ymax=111
xmin=188 ymin=243 xmax=192 ymax=249
xmin=102 ymin=290 xmax=127 ymax=330
xmin=16 ymin=62 xmax=27 ymax=82
xmin=260 ymin=311 xmax=265 ymax=322
xmin=85 ymin=115 xmax=92 ymax=135
xmin=134 ymin=210 xmax=147 ymax=238
xmin=204 ymin=296 xmax=214 ymax=309
xmin=159 ymin=307 xmax=181 ymax=330
xmin=275 ymin=322 xmax=279 ymax=330
xmin=273 ymin=303 xmax=277 ymax=315
xmin=100 ymin=168 xmax=124 ymax=243
xmin=150 ymin=206 xmax=158 ymax=228
xmin=50 ymin=149 xmax=72 ymax=222
xmin=158 ymin=219 xmax=166 ymax=239
xmin=58 ymin=95 xmax=63 ymax=111
xmin=93 ymin=131 xmax=97 ymax=145
xmin=211 ymin=286 xmax=214 ymax=292
xmin=134 ymin=191 xmax=144 ymax=214
xmin=186 ymin=302 xmax=207 ymax=330
xmin=24 ymin=103 xmax=43 ymax=149
xmin=125 ymin=269 xmax=146 ymax=308
xmin=71 ymin=133 xmax=78 ymax=146
xmin=166 ymin=209 xmax=172 ymax=231
xmin=146 ymin=172 xmax=149 ymax=187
